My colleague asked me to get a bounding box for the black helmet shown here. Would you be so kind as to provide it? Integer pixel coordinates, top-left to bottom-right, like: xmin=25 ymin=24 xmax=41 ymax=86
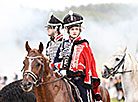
xmin=63 ymin=10 xmax=83 ymax=29
xmin=45 ymin=13 xmax=63 ymax=28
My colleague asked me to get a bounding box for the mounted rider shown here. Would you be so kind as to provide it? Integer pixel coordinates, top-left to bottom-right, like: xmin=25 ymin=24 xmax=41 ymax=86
xmin=54 ymin=11 xmax=102 ymax=102
xmin=45 ymin=13 xmax=63 ymax=69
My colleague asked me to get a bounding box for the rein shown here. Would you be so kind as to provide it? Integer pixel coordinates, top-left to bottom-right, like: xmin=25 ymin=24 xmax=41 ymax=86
xmin=38 ymin=76 xmax=64 ymax=86
xmin=106 ymin=53 xmax=138 ymax=76
xmin=106 ymin=54 xmax=126 ymax=76
xmin=23 ymin=56 xmax=65 ymax=86
xmin=116 ymin=65 xmax=138 ymax=74
xmin=22 ymin=55 xmax=74 ymax=102
xmin=39 ymin=76 xmax=75 ymax=102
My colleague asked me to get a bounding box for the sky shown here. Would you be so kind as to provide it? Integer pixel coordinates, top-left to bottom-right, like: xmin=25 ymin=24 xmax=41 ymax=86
xmin=20 ymin=0 xmax=138 ymax=11
xmin=0 ymin=0 xmax=138 ymax=84
xmin=1 ymin=0 xmax=138 ymax=11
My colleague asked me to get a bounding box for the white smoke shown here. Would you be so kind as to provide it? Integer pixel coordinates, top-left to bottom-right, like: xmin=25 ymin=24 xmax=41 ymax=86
xmin=0 ymin=1 xmax=49 ymax=83
xmin=83 ymin=5 xmax=138 ymax=68
xmin=0 ymin=2 xmax=138 ymax=83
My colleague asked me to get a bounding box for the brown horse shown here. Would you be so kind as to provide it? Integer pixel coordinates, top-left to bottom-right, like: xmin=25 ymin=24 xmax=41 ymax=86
xmin=21 ymin=41 xmax=74 ymax=102
xmin=21 ymin=41 xmax=110 ymax=102
xmin=99 ymin=85 xmax=110 ymax=102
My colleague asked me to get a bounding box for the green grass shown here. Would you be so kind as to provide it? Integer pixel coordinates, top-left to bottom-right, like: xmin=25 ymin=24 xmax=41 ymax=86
xmin=111 ymin=98 xmax=124 ymax=102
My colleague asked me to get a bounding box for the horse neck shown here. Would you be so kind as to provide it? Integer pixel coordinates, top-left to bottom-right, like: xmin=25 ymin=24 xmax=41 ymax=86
xmin=123 ymin=53 xmax=138 ymax=73
xmin=43 ymin=57 xmax=52 ymax=80
xmin=34 ymin=57 xmax=54 ymax=102
xmin=121 ymin=53 xmax=138 ymax=98
xmin=34 ymin=57 xmax=71 ymax=102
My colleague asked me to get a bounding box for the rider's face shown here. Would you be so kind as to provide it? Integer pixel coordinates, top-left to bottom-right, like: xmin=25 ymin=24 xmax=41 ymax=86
xmin=69 ymin=26 xmax=81 ymax=39
xmin=47 ymin=28 xmax=54 ymax=36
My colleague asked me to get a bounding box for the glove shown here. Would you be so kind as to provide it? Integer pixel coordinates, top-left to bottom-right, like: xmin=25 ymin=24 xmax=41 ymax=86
xmin=94 ymin=94 xmax=102 ymax=101
xmin=59 ymin=70 xmax=66 ymax=76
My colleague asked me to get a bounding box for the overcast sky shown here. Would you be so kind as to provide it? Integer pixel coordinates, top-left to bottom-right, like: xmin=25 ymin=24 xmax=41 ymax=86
xmin=1 ymin=0 xmax=138 ymax=11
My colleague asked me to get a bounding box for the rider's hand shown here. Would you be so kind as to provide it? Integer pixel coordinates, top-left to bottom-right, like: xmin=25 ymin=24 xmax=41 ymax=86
xmin=94 ymin=94 xmax=102 ymax=101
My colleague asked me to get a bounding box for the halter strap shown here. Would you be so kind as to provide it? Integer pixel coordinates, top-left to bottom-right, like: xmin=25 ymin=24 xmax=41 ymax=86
xmin=23 ymin=70 xmax=38 ymax=84
xmin=26 ymin=56 xmax=43 ymax=59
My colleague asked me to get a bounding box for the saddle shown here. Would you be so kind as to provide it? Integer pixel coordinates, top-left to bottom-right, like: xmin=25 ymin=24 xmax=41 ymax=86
xmin=63 ymin=77 xmax=100 ymax=102
xmin=63 ymin=78 xmax=83 ymax=102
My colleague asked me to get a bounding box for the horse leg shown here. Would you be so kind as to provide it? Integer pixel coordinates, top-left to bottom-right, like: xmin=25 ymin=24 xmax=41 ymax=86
xmin=99 ymin=85 xmax=110 ymax=102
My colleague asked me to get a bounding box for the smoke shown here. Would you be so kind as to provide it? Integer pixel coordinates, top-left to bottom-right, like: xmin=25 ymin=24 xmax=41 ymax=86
xmin=0 ymin=2 xmax=138 ymax=83
xmin=0 ymin=1 xmax=49 ymax=82
xmin=82 ymin=4 xmax=138 ymax=68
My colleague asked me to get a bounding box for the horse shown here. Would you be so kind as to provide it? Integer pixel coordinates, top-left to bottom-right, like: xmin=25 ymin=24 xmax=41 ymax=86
xmin=0 ymin=79 xmax=36 ymax=102
xmin=21 ymin=41 xmax=74 ymax=102
xmin=99 ymin=85 xmax=110 ymax=102
xmin=101 ymin=47 xmax=138 ymax=102
xmin=21 ymin=41 xmax=110 ymax=102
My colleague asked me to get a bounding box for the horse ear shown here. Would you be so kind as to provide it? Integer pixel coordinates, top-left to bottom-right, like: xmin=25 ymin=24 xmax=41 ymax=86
xmin=38 ymin=42 xmax=44 ymax=53
xmin=124 ymin=46 xmax=127 ymax=53
xmin=25 ymin=41 xmax=31 ymax=53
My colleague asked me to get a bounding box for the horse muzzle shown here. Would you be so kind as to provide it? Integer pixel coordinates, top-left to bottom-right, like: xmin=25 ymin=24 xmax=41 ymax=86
xmin=101 ymin=65 xmax=111 ymax=79
xmin=21 ymin=79 xmax=33 ymax=92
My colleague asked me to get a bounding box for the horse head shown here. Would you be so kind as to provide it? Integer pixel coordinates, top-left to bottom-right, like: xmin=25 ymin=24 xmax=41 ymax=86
xmin=21 ymin=41 xmax=48 ymax=92
xmin=101 ymin=47 xmax=127 ymax=79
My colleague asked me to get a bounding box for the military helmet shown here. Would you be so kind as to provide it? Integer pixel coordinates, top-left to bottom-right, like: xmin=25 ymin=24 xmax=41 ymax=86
xmin=45 ymin=13 xmax=63 ymax=28
xmin=63 ymin=10 xmax=83 ymax=29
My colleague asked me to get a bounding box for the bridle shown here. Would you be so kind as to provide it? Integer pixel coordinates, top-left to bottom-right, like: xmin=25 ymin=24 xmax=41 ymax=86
xmin=22 ymin=55 xmax=64 ymax=87
xmin=22 ymin=55 xmax=78 ymax=102
xmin=104 ymin=52 xmax=138 ymax=79
xmin=104 ymin=53 xmax=126 ymax=77
xmin=23 ymin=56 xmax=44 ymax=85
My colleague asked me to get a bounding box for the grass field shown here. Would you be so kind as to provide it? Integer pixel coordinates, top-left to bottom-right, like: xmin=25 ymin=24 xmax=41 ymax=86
xmin=111 ymin=98 xmax=124 ymax=102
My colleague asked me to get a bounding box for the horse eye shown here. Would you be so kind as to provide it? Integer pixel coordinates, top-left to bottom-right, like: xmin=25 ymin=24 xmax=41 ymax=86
xmin=115 ymin=58 xmax=120 ymax=61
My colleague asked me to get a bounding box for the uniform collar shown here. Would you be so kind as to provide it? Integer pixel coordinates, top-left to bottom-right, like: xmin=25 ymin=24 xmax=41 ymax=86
xmin=55 ymin=34 xmax=63 ymax=41
xmin=69 ymin=36 xmax=81 ymax=43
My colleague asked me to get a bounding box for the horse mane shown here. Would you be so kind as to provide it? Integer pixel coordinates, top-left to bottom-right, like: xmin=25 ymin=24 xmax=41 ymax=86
xmin=0 ymin=79 xmax=36 ymax=102
xmin=126 ymin=53 xmax=138 ymax=86
xmin=127 ymin=53 xmax=138 ymax=71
